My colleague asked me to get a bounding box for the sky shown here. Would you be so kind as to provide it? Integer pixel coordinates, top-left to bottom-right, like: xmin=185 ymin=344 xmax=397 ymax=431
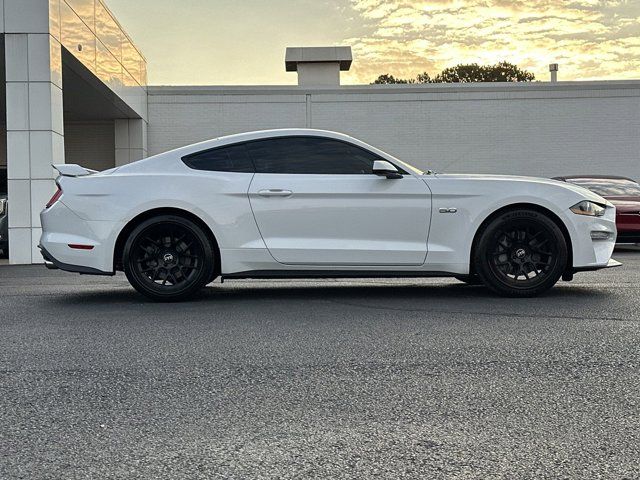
xmin=106 ymin=0 xmax=640 ymax=85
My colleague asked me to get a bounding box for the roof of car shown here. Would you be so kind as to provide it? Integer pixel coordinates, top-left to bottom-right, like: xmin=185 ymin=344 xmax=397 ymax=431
xmin=553 ymin=175 xmax=637 ymax=182
xmin=168 ymin=128 xmax=396 ymax=162
xmin=170 ymin=129 xmax=366 ymax=156
xmin=215 ymin=128 xmax=355 ymax=143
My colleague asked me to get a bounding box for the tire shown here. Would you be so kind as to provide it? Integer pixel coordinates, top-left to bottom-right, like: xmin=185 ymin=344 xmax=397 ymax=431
xmin=455 ymin=275 xmax=483 ymax=286
xmin=473 ymin=209 xmax=568 ymax=297
xmin=123 ymin=215 xmax=215 ymax=302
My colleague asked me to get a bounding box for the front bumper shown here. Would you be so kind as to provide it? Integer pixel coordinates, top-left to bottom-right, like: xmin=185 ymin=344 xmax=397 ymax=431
xmin=568 ymin=204 xmax=618 ymax=270
xmin=573 ymin=258 xmax=622 ymax=273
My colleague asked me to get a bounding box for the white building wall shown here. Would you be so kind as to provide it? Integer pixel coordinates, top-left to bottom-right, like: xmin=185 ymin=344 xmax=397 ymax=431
xmin=3 ymin=3 xmax=65 ymax=264
xmin=2 ymin=0 xmax=148 ymax=264
xmin=148 ymin=82 xmax=640 ymax=179
xmin=114 ymin=118 xmax=147 ymax=166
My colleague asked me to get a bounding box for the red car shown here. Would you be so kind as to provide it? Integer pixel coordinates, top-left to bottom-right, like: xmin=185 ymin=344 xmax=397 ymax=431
xmin=554 ymin=175 xmax=640 ymax=244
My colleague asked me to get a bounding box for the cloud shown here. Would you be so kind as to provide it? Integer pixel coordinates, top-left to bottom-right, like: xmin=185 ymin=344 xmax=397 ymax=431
xmin=341 ymin=0 xmax=640 ymax=83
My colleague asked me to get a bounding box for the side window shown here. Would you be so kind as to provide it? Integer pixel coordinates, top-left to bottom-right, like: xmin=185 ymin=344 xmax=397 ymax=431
xmin=246 ymin=137 xmax=389 ymax=175
xmin=182 ymin=144 xmax=254 ymax=173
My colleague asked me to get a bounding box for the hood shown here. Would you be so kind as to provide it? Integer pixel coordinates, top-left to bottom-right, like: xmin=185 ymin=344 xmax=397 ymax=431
xmin=430 ymin=173 xmax=610 ymax=205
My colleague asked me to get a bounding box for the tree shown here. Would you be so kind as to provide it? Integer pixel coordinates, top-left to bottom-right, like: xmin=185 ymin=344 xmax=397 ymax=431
xmin=432 ymin=62 xmax=535 ymax=83
xmin=371 ymin=62 xmax=535 ymax=84
xmin=432 ymin=63 xmax=488 ymax=83
xmin=415 ymin=72 xmax=432 ymax=83
xmin=372 ymin=74 xmax=415 ymax=84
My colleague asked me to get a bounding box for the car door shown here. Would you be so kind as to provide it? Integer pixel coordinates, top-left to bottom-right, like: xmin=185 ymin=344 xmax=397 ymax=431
xmin=246 ymin=136 xmax=431 ymax=266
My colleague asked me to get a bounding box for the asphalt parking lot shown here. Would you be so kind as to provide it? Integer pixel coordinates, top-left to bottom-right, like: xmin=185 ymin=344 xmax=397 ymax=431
xmin=1 ymin=250 xmax=639 ymax=479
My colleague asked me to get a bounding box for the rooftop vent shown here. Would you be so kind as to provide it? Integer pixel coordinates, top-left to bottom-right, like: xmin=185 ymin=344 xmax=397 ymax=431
xmin=285 ymin=46 xmax=352 ymax=87
xmin=549 ymin=63 xmax=559 ymax=83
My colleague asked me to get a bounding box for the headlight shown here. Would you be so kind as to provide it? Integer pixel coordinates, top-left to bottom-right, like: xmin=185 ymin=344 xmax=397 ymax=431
xmin=570 ymin=200 xmax=605 ymax=217
xmin=0 ymin=199 xmax=6 ymax=216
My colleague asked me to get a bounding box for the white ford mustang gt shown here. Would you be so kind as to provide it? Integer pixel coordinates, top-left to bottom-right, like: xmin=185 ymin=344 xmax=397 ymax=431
xmin=40 ymin=129 xmax=619 ymax=301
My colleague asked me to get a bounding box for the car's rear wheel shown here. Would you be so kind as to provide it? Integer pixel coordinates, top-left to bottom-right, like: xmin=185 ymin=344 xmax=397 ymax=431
xmin=473 ymin=209 xmax=567 ymax=297
xmin=123 ymin=215 xmax=214 ymax=301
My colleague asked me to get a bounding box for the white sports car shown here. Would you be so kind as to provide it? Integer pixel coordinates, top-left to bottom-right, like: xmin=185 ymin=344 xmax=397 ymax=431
xmin=40 ymin=129 xmax=619 ymax=301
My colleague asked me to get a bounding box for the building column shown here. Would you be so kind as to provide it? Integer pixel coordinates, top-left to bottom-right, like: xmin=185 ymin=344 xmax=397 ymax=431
xmin=115 ymin=118 xmax=148 ymax=166
xmin=5 ymin=29 xmax=65 ymax=264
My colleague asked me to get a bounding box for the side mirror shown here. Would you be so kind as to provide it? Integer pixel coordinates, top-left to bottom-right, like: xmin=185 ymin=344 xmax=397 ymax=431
xmin=373 ymin=160 xmax=402 ymax=179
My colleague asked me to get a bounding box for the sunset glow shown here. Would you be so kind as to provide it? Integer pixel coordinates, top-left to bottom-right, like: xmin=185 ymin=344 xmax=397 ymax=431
xmin=345 ymin=0 xmax=640 ymax=83
xmin=106 ymin=0 xmax=640 ymax=85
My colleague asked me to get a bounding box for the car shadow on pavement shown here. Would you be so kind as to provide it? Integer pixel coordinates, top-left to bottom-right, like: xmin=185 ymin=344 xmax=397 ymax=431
xmin=47 ymin=280 xmax=610 ymax=308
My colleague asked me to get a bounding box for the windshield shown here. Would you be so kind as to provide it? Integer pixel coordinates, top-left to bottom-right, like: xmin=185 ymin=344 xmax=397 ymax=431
xmin=392 ymin=158 xmax=424 ymax=176
xmin=338 ymin=137 xmax=425 ymax=176
xmin=565 ymin=178 xmax=640 ymax=196
xmin=377 ymin=152 xmax=423 ymax=175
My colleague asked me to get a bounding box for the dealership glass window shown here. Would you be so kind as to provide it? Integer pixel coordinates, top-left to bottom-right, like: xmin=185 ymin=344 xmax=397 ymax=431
xmin=60 ymin=1 xmax=97 ymax=73
xmin=246 ymin=137 xmax=396 ymax=175
xmin=65 ymin=0 xmax=96 ymax=33
xmin=182 ymin=144 xmax=255 ymax=173
xmin=122 ymin=40 xmax=144 ymax=86
xmin=96 ymin=0 xmax=124 ymax=63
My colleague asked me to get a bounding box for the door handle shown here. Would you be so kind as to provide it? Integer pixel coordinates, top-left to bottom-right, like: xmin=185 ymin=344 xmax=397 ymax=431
xmin=257 ymin=189 xmax=293 ymax=197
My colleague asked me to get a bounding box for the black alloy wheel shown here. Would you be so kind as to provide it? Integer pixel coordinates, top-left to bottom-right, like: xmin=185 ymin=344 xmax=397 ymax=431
xmin=474 ymin=209 xmax=567 ymax=297
xmin=123 ymin=215 xmax=214 ymax=301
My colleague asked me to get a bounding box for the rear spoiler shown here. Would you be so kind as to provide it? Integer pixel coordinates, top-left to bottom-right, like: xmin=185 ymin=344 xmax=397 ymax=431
xmin=53 ymin=164 xmax=98 ymax=177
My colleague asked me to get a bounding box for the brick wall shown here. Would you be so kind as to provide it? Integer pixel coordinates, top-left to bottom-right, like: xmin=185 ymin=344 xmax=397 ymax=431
xmin=64 ymin=121 xmax=115 ymax=172
xmin=148 ymin=82 xmax=640 ymax=178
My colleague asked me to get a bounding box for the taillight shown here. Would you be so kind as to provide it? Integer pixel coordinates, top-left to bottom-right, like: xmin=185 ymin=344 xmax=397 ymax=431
xmin=46 ymin=184 xmax=62 ymax=209
xmin=68 ymin=244 xmax=94 ymax=250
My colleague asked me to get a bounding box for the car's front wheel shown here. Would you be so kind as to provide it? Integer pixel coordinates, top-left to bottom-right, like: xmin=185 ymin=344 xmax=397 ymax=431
xmin=473 ymin=209 xmax=568 ymax=297
xmin=123 ymin=215 xmax=215 ymax=301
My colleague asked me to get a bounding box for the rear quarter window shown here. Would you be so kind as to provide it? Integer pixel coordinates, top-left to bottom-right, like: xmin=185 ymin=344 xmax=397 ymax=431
xmin=182 ymin=144 xmax=254 ymax=173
